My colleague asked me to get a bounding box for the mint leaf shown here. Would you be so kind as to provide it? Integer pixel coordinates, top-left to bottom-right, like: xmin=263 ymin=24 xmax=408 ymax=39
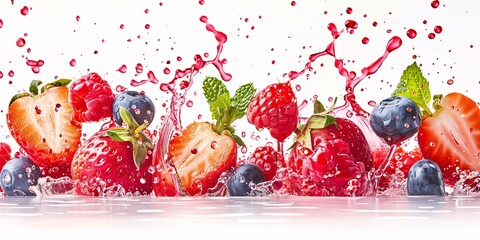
xmin=392 ymin=62 xmax=432 ymax=115
xmin=210 ymin=92 xmax=230 ymax=121
xmin=231 ymin=83 xmax=255 ymax=112
xmin=203 ymin=76 xmax=229 ymax=104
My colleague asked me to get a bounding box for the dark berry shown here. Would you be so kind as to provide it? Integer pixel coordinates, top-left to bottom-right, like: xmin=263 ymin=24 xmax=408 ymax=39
xmin=112 ymin=91 xmax=155 ymax=126
xmin=1 ymin=157 xmax=42 ymax=196
xmin=227 ymin=163 xmax=267 ymax=196
xmin=407 ymin=159 xmax=445 ymax=196
xmin=370 ymin=96 xmax=421 ymax=145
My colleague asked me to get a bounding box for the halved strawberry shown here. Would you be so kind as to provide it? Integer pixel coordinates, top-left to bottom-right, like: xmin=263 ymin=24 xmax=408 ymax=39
xmin=7 ymin=79 xmax=82 ymax=170
xmin=391 ymin=62 xmax=480 ymax=187
xmin=152 ymin=76 xmax=255 ymax=196
xmin=418 ymin=92 xmax=480 ymax=186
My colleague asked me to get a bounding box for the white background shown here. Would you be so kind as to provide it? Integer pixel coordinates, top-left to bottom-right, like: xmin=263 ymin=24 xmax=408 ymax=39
xmin=1 ymin=0 xmax=479 ymax=157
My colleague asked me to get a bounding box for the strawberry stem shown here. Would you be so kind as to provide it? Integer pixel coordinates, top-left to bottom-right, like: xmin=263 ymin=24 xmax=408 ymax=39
xmin=106 ymin=107 xmax=153 ymax=169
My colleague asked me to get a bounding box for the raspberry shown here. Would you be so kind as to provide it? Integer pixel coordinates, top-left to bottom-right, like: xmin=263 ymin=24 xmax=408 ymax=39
xmin=372 ymin=146 xmax=422 ymax=192
xmin=294 ymin=139 xmax=368 ymax=196
xmin=69 ymin=72 xmax=115 ymax=123
xmin=247 ymin=83 xmax=298 ymax=142
xmin=246 ymin=146 xmax=285 ymax=180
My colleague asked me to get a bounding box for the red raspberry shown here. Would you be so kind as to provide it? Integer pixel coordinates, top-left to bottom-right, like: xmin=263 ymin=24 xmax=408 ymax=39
xmin=247 ymin=83 xmax=298 ymax=142
xmin=246 ymin=146 xmax=285 ymax=181
xmin=69 ymin=72 xmax=115 ymax=123
xmin=292 ymin=139 xmax=368 ymax=196
xmin=372 ymin=146 xmax=422 ymax=192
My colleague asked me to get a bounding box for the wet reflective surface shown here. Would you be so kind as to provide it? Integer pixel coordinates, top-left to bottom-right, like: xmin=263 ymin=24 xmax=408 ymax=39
xmin=0 ymin=196 xmax=479 ymax=239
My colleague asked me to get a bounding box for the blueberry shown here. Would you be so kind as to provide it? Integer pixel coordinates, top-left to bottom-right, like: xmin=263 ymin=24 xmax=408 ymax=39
xmin=227 ymin=164 xmax=267 ymax=196
xmin=0 ymin=157 xmax=41 ymax=196
xmin=112 ymin=91 xmax=155 ymax=126
xmin=407 ymin=159 xmax=445 ymax=196
xmin=370 ymin=96 xmax=421 ymax=145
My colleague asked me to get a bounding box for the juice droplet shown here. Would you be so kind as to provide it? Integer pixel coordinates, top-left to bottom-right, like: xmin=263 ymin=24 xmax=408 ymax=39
xmin=406 ymin=29 xmax=417 ymax=39
xmin=69 ymin=59 xmax=76 ymax=67
xmin=186 ymin=100 xmax=193 ymax=107
xmin=145 ymin=24 xmax=150 ymax=29
xmin=16 ymin=38 xmax=26 ymax=47
xmin=372 ymin=21 xmax=378 ymax=27
xmin=0 ymin=71 xmax=3 ymax=78
xmin=368 ymin=100 xmax=377 ymax=107
xmin=116 ymin=85 xmax=127 ymax=92
xmin=0 ymin=19 xmax=3 ymax=28
xmin=199 ymin=0 xmax=205 ymax=5
xmin=361 ymin=37 xmax=369 ymax=44
xmin=8 ymin=70 xmax=14 ymax=77
xmin=117 ymin=64 xmax=127 ymax=73
xmin=431 ymin=0 xmax=440 ymax=8
xmin=120 ymin=24 xmax=124 ymax=29
xmin=20 ymin=6 xmax=29 ymax=16
xmin=291 ymin=1 xmax=296 ymax=6
xmin=346 ymin=7 xmax=353 ymax=14
xmin=176 ymin=56 xmax=182 ymax=61
xmin=164 ymin=67 xmax=170 ymax=74
xmin=447 ymin=79 xmax=454 ymax=85
xmin=386 ymin=36 xmax=402 ymax=52
xmin=428 ymin=33 xmax=436 ymax=39
xmin=136 ymin=63 xmax=144 ymax=74
xmin=434 ymin=25 xmax=443 ymax=34
xmin=345 ymin=20 xmax=358 ymax=30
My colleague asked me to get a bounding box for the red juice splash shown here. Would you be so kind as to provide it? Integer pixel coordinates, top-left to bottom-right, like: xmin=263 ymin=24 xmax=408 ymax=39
xmin=20 ymin=6 xmax=29 ymax=16
xmin=152 ymin=16 xmax=231 ymax=196
xmin=286 ymin=22 xmax=402 ymax=171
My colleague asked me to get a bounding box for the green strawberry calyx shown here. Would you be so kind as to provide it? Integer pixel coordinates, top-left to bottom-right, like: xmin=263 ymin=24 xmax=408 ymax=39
xmin=9 ymin=79 xmax=72 ymax=106
xmin=106 ymin=107 xmax=153 ymax=169
xmin=392 ymin=61 xmax=443 ymax=118
xmin=202 ymin=76 xmax=256 ymax=147
xmin=291 ymin=98 xmax=338 ymax=150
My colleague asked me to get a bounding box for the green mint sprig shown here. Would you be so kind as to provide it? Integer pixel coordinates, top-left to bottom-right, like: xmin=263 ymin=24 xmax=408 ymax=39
xmin=202 ymin=76 xmax=256 ymax=147
xmin=392 ymin=62 xmax=442 ymax=117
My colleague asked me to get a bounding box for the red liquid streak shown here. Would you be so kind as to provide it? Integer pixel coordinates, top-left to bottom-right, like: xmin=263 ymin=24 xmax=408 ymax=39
xmin=287 ymin=23 xmax=402 ymax=119
xmin=153 ymin=16 xmax=232 ymax=196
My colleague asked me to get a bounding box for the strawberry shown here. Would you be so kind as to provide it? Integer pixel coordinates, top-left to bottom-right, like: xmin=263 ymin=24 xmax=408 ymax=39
xmin=7 ymin=79 xmax=82 ymax=170
xmin=247 ymin=82 xmax=299 ymax=142
xmin=287 ymin=100 xmax=370 ymax=196
xmin=246 ymin=145 xmax=285 ymax=181
xmin=0 ymin=142 xmax=11 ymax=166
xmin=372 ymin=146 xmax=422 ymax=192
xmin=152 ymin=76 xmax=256 ymax=196
xmin=69 ymin=72 xmax=115 ymax=123
xmin=71 ymin=107 xmax=153 ymax=196
xmin=418 ymin=93 xmax=480 ymax=186
xmin=0 ymin=142 xmax=12 ymax=192
xmin=391 ymin=62 xmax=480 ymax=186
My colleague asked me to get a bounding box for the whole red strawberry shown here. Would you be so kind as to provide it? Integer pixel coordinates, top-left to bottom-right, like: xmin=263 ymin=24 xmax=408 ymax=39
xmin=247 ymin=82 xmax=298 ymax=142
xmin=69 ymin=72 xmax=115 ymax=123
xmin=0 ymin=142 xmax=12 ymax=192
xmin=290 ymin=138 xmax=368 ymax=196
xmin=287 ymin=100 xmax=371 ymax=196
xmin=246 ymin=145 xmax=285 ymax=181
xmin=72 ymin=107 xmax=153 ymax=196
